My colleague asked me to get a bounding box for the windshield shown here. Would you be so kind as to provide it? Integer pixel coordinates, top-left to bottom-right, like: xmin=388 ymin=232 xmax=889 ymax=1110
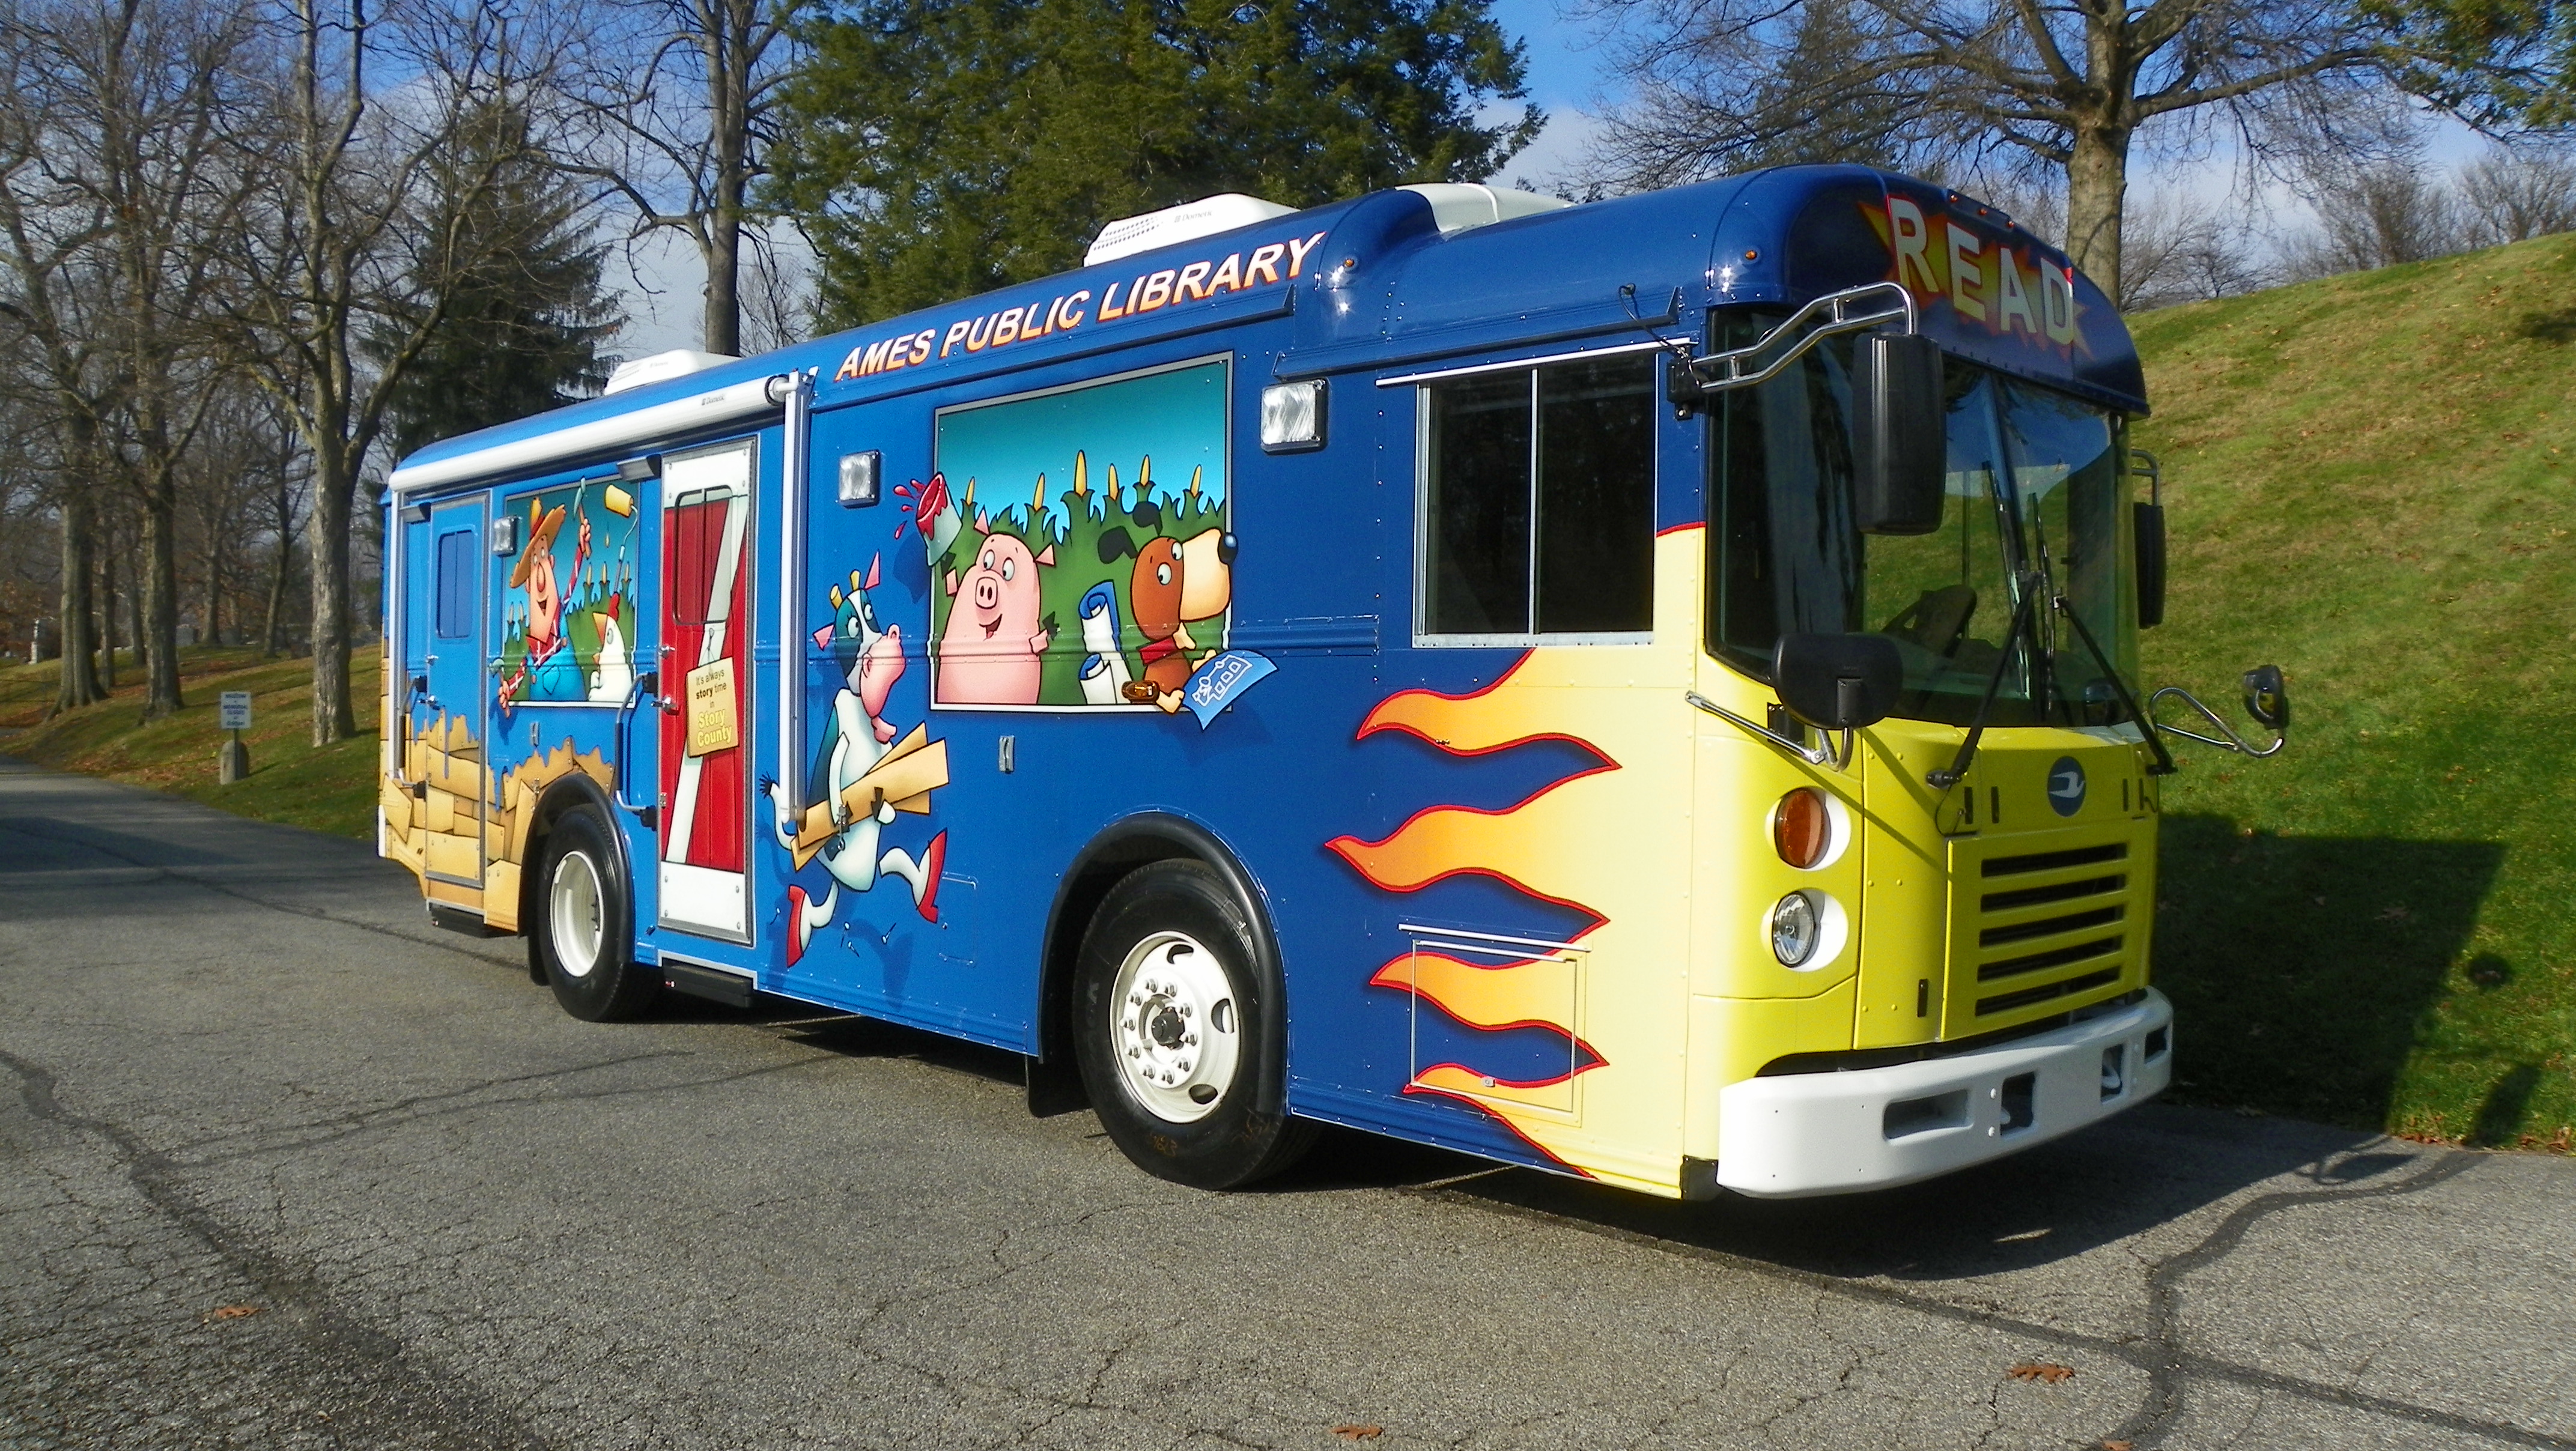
xmin=1707 ymin=332 xmax=2136 ymax=728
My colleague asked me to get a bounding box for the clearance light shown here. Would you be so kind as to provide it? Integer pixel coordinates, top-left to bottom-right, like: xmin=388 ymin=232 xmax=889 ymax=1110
xmin=1773 ymin=787 xmax=1829 ymax=868
xmin=1770 ymin=891 xmax=1820 ymax=967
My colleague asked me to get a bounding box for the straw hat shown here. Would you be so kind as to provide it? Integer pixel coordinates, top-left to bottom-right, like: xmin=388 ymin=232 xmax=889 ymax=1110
xmin=509 ymin=500 xmax=568 ymax=588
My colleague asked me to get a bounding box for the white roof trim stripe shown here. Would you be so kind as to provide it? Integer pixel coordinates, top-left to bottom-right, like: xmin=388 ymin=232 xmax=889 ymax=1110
xmin=388 ymin=374 xmax=788 ymax=495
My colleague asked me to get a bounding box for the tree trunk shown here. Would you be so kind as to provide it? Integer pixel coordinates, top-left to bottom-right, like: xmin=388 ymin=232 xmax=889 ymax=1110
xmin=702 ymin=216 xmax=741 ymax=356
xmin=2064 ymin=121 xmax=2132 ymax=304
xmin=53 ymin=491 xmax=103 ymax=710
xmin=203 ymin=521 xmax=223 ymax=649
xmin=141 ymin=484 xmax=184 ymax=718
xmin=98 ymin=513 xmax=118 ymax=691
xmin=306 ymin=442 xmax=357 ymax=742
xmin=263 ymin=477 xmax=293 ymax=658
xmin=125 ymin=531 xmax=144 ymax=689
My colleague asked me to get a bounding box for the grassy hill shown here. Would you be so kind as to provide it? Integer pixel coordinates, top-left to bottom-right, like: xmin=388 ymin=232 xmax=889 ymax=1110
xmin=2133 ymin=232 xmax=2576 ymax=1150
xmin=0 ymin=648 xmax=381 ymax=839
xmin=3 ymin=235 xmax=2571 ymax=1151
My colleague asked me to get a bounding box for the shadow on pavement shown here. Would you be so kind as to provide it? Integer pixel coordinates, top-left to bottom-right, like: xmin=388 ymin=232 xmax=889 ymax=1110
xmin=649 ymin=990 xmax=2416 ymax=1283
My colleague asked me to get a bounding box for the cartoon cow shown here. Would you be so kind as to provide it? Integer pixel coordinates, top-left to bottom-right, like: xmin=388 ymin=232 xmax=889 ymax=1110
xmin=934 ymin=516 xmax=1055 ymax=704
xmin=1099 ymin=502 xmax=1239 ymax=712
xmin=768 ymin=555 xmax=946 ymax=957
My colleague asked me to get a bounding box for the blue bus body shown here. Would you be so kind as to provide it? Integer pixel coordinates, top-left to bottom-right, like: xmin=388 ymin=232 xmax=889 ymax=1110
xmin=382 ymin=166 xmax=2157 ymax=1197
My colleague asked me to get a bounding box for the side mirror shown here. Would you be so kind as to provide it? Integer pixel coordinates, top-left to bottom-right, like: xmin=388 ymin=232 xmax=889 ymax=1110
xmin=2134 ymin=501 xmax=2167 ymax=628
xmin=2242 ymin=665 xmax=2288 ymax=733
xmin=1773 ymin=632 xmax=1904 ymax=730
xmin=1850 ymin=332 xmax=1946 ymax=536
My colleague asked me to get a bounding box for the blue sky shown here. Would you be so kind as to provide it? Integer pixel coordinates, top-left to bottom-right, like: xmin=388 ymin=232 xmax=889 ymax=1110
xmin=613 ymin=1 xmax=2488 ymax=356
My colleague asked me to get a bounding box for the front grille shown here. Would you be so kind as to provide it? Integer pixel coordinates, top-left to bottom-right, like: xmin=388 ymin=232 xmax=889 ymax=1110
xmin=1984 ymin=875 xmax=2126 ymax=912
xmin=1978 ymin=968 xmax=2123 ymax=1017
xmin=1979 ymin=933 xmax=2123 ymax=980
xmin=1984 ymin=844 xmax=2126 ymax=876
xmin=1981 ymin=905 xmax=2123 ymax=949
xmin=1945 ymin=832 xmax=2140 ymax=1033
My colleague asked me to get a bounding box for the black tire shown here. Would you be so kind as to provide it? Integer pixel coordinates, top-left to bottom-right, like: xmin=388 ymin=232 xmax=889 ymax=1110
xmin=1072 ymin=860 xmax=1315 ymax=1189
xmin=532 ymin=806 xmax=659 ymax=1022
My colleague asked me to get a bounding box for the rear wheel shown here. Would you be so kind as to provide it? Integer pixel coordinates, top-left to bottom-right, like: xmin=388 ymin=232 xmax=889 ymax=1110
xmin=533 ymin=806 xmax=658 ymax=1022
xmin=1073 ymin=860 xmax=1314 ymax=1189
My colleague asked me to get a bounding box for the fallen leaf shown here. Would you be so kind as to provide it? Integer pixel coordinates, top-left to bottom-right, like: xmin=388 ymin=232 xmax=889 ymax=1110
xmin=2102 ymin=1441 xmax=2134 ymax=1450
xmin=2008 ymin=1362 xmax=2074 ymax=1384
xmin=1329 ymin=1427 xmax=1384 ymax=1442
xmin=205 ymin=1304 xmax=261 ymax=1321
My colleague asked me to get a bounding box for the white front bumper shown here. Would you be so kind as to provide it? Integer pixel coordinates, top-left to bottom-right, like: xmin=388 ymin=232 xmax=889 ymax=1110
xmin=1716 ymin=989 xmax=2172 ymax=1198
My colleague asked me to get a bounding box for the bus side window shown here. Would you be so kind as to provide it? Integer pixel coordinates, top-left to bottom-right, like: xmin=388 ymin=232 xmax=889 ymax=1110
xmin=1420 ymin=353 xmax=1656 ymax=642
xmin=434 ymin=530 xmax=476 ymax=639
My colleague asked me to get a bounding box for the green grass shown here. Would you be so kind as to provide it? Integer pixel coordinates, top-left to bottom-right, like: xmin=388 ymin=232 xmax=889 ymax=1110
xmin=6 ymin=237 xmax=2572 ymax=1152
xmin=0 ymin=647 xmax=382 ymax=840
xmin=2132 ymin=232 xmax=2576 ymax=1151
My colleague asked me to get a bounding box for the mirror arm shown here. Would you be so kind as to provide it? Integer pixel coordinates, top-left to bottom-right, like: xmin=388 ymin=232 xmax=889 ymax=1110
xmin=2148 ymin=685 xmax=2288 ymax=759
xmin=1686 ymin=691 xmax=1838 ymax=768
xmin=1926 ymin=575 xmax=2043 ymax=789
xmin=2052 ymin=595 xmax=2178 ymax=777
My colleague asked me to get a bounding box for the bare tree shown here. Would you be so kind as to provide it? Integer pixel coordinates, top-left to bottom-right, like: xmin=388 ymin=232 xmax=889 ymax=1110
xmin=2116 ymin=187 xmax=2273 ymax=307
xmin=1579 ymin=0 xmax=2435 ymax=299
xmin=2283 ymin=153 xmax=2460 ymax=277
xmin=2459 ymin=143 xmax=2576 ymax=244
xmin=0 ymin=0 xmax=265 ymax=718
xmin=557 ymin=0 xmax=802 ymax=356
xmin=258 ymin=440 xmax=307 ymax=656
xmin=735 ymin=227 xmax=810 ymax=355
xmin=225 ymin=0 xmax=572 ymax=744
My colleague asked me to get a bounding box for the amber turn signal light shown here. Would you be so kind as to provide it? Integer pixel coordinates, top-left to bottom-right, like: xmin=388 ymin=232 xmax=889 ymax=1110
xmin=1773 ymin=788 xmax=1830 ymax=868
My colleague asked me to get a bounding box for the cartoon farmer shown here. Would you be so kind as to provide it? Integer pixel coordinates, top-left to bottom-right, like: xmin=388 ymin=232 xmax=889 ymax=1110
xmin=497 ymin=497 xmax=592 ymax=712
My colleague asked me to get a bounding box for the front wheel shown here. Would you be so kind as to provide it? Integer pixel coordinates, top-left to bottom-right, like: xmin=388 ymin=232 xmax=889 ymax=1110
xmin=533 ymin=806 xmax=659 ymax=1022
xmin=1072 ymin=860 xmax=1314 ymax=1189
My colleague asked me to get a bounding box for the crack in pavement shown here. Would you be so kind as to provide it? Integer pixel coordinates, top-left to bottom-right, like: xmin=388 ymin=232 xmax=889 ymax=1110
xmin=168 ymin=1053 xmax=841 ymax=1168
xmin=1408 ymin=1151 xmax=2573 ymax=1450
xmin=0 ymin=1045 xmax=557 ymax=1450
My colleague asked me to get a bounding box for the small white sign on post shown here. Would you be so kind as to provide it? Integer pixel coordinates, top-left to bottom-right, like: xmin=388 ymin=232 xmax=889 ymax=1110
xmin=219 ymin=691 xmax=252 ymax=732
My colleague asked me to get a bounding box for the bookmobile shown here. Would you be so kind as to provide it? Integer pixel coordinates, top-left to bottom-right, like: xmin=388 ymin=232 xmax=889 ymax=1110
xmin=381 ymin=165 xmax=2289 ymax=1199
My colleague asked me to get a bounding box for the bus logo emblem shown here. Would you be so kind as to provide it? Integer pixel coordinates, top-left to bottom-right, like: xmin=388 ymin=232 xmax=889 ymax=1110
xmin=2047 ymin=757 xmax=2086 ymax=816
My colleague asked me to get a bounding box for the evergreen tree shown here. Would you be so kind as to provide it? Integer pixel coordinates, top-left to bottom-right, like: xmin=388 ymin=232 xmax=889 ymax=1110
xmin=375 ymin=105 xmax=625 ymax=459
xmin=765 ymin=0 xmax=1539 ymax=326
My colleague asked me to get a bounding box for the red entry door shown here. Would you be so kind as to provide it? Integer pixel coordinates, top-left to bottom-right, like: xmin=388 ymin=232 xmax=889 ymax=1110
xmin=658 ymin=440 xmax=755 ymax=941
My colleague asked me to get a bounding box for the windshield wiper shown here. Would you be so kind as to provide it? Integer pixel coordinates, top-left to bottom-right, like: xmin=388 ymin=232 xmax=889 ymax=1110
xmin=1926 ymin=572 xmax=2041 ymax=790
xmin=2053 ymin=593 xmax=2177 ymax=776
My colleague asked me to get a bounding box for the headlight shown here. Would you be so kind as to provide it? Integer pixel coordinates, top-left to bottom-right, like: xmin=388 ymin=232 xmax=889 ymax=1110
xmin=1770 ymin=891 xmax=1820 ymax=966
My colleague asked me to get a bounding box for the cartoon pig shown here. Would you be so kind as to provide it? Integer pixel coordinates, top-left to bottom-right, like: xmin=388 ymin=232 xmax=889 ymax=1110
xmin=935 ymin=517 xmax=1055 ymax=704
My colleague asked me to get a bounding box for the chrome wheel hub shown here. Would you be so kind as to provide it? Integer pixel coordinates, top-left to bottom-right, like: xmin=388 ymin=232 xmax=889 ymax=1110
xmin=550 ymin=850 xmax=604 ymax=980
xmin=1110 ymin=930 xmax=1240 ymax=1124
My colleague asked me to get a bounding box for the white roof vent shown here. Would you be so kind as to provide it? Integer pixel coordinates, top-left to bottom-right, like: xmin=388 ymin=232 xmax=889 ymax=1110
xmin=1398 ymin=183 xmax=1572 ymax=236
xmin=1086 ymin=193 xmax=1297 ymax=266
xmin=603 ymin=348 xmax=740 ymax=396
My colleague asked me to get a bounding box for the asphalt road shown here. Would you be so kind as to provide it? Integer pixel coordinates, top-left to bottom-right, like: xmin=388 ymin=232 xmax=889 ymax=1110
xmin=4 ymin=757 xmax=2572 ymax=1451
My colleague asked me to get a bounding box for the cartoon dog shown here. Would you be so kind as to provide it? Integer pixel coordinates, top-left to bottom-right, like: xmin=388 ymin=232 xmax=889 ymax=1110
xmin=1098 ymin=501 xmax=1239 ymax=713
xmin=767 ymin=556 xmax=946 ymax=956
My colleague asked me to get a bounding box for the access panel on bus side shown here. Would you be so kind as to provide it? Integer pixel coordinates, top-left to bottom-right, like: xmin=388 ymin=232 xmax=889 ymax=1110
xmin=1290 ymin=347 xmax=1706 ymax=1196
